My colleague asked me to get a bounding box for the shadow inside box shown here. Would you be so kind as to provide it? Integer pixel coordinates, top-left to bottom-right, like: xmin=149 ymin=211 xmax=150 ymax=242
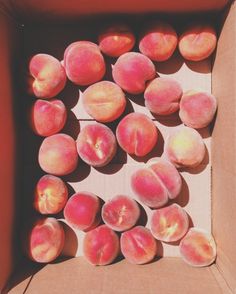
xmin=169 ymin=176 xmax=190 ymax=207
xmin=62 ymin=162 xmax=91 ymax=183
xmin=57 ymin=80 xmax=80 ymax=109
xmin=155 ymin=50 xmax=185 ymax=75
xmin=62 ymin=113 xmax=80 ymax=139
xmin=136 ymin=202 xmax=148 ymax=227
xmin=152 ymin=111 xmax=182 ymax=127
xmin=185 ymin=58 xmax=212 ymax=74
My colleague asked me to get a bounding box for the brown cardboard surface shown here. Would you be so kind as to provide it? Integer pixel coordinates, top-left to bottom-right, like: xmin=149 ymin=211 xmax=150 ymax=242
xmin=212 ymin=1 xmax=236 ymax=292
xmin=8 ymin=257 xmax=223 ymax=294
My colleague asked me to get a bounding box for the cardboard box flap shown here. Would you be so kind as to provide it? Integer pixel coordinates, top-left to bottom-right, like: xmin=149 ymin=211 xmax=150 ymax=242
xmin=8 ymin=257 xmax=224 ymax=294
xmin=1 ymin=0 xmax=231 ymax=23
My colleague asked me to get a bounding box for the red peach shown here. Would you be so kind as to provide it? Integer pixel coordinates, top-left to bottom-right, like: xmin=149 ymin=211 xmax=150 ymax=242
xmin=83 ymin=224 xmax=120 ymax=265
xmin=101 ymin=195 xmax=140 ymax=232
xmin=26 ymin=217 xmax=65 ymax=263
xmin=29 ymin=54 xmax=66 ymax=99
xmin=30 ymin=99 xmax=67 ymax=137
xmin=34 ymin=175 xmax=68 ymax=215
xmin=150 ymin=204 xmax=189 ymax=242
xmin=64 ymin=192 xmax=101 ymax=231
xmin=164 ymin=127 xmax=206 ymax=168
xmin=178 ymin=24 xmax=217 ymax=61
xmin=116 ymin=112 xmax=158 ymax=157
xmin=64 ymin=41 xmax=106 ymax=86
xmin=82 ymin=81 xmax=126 ymax=123
xmin=179 ymin=90 xmax=217 ymax=129
xmin=144 ymin=77 xmax=183 ymax=115
xmin=112 ymin=52 xmax=156 ymax=94
xmin=76 ymin=123 xmax=117 ymax=167
xmin=98 ymin=24 xmax=135 ymax=57
xmin=38 ymin=133 xmax=78 ymax=176
xmin=179 ymin=228 xmax=217 ymax=267
xmin=120 ymin=226 xmax=157 ymax=264
xmin=139 ymin=21 xmax=178 ymax=62
xmin=131 ymin=158 xmax=182 ymax=208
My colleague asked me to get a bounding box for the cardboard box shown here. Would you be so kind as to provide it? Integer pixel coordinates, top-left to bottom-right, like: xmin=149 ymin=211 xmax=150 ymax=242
xmin=0 ymin=0 xmax=235 ymax=293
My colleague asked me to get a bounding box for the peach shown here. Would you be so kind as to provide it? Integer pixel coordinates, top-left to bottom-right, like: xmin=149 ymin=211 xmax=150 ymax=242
xmin=116 ymin=112 xmax=158 ymax=157
xmin=28 ymin=54 xmax=66 ymax=99
xmin=150 ymin=204 xmax=189 ymax=242
xmin=179 ymin=24 xmax=217 ymax=61
xmin=131 ymin=158 xmax=182 ymax=208
xmin=164 ymin=127 xmax=206 ymax=168
xmin=82 ymin=81 xmax=126 ymax=123
xmin=98 ymin=24 xmax=135 ymax=57
xmin=101 ymin=195 xmax=140 ymax=232
xmin=34 ymin=175 xmax=68 ymax=215
xmin=139 ymin=21 xmax=178 ymax=62
xmin=83 ymin=224 xmax=120 ymax=265
xmin=30 ymin=99 xmax=67 ymax=137
xmin=26 ymin=217 xmax=65 ymax=263
xmin=179 ymin=228 xmax=217 ymax=267
xmin=38 ymin=133 xmax=78 ymax=176
xmin=144 ymin=77 xmax=183 ymax=115
xmin=120 ymin=226 xmax=157 ymax=264
xmin=64 ymin=192 xmax=101 ymax=231
xmin=64 ymin=41 xmax=106 ymax=85
xmin=112 ymin=52 xmax=156 ymax=94
xmin=179 ymin=90 xmax=217 ymax=129
xmin=76 ymin=123 xmax=117 ymax=167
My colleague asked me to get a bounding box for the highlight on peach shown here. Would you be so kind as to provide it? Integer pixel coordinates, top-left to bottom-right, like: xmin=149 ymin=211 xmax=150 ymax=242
xmin=179 ymin=228 xmax=217 ymax=267
xmin=131 ymin=158 xmax=182 ymax=208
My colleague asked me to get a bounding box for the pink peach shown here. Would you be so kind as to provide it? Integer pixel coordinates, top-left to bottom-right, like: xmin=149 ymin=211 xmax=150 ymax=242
xmin=98 ymin=24 xmax=135 ymax=57
xmin=112 ymin=52 xmax=156 ymax=94
xmin=64 ymin=41 xmax=106 ymax=85
xmin=82 ymin=81 xmax=126 ymax=123
xmin=28 ymin=54 xmax=66 ymax=99
xmin=179 ymin=228 xmax=217 ymax=267
xmin=64 ymin=192 xmax=101 ymax=231
xmin=102 ymin=195 xmax=140 ymax=232
xmin=139 ymin=21 xmax=178 ymax=62
xmin=120 ymin=226 xmax=157 ymax=264
xmin=83 ymin=224 xmax=120 ymax=265
xmin=34 ymin=175 xmax=68 ymax=215
xmin=30 ymin=99 xmax=67 ymax=137
xmin=38 ymin=133 xmax=78 ymax=176
xmin=144 ymin=77 xmax=183 ymax=115
xmin=179 ymin=24 xmax=217 ymax=61
xmin=131 ymin=158 xmax=182 ymax=208
xmin=150 ymin=204 xmax=189 ymax=242
xmin=26 ymin=217 xmax=65 ymax=263
xmin=179 ymin=90 xmax=217 ymax=129
xmin=164 ymin=127 xmax=206 ymax=168
xmin=116 ymin=112 xmax=158 ymax=157
xmin=76 ymin=123 xmax=117 ymax=167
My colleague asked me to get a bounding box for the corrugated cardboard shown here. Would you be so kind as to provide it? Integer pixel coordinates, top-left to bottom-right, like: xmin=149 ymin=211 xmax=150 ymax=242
xmin=0 ymin=1 xmax=235 ymax=293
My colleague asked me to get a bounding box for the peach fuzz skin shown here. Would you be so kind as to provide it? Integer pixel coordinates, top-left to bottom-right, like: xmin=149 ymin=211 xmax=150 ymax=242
xmin=64 ymin=41 xmax=106 ymax=86
xmin=139 ymin=21 xmax=178 ymax=62
xmin=112 ymin=52 xmax=156 ymax=94
xmin=116 ymin=112 xmax=158 ymax=157
xmin=102 ymin=195 xmax=140 ymax=232
xmin=98 ymin=24 xmax=135 ymax=57
xmin=144 ymin=77 xmax=183 ymax=115
xmin=30 ymin=99 xmax=67 ymax=137
xmin=77 ymin=123 xmax=117 ymax=167
xmin=83 ymin=225 xmax=120 ymax=265
xmin=34 ymin=175 xmax=68 ymax=215
xmin=29 ymin=54 xmax=66 ymax=99
xmin=120 ymin=226 xmax=157 ymax=264
xmin=64 ymin=192 xmax=101 ymax=231
xmin=150 ymin=204 xmax=189 ymax=242
xmin=131 ymin=158 xmax=182 ymax=208
xmin=38 ymin=133 xmax=78 ymax=176
xmin=179 ymin=228 xmax=217 ymax=267
xmin=178 ymin=24 xmax=217 ymax=61
xmin=26 ymin=217 xmax=65 ymax=263
xmin=164 ymin=127 xmax=206 ymax=168
xmin=179 ymin=90 xmax=217 ymax=129
xmin=82 ymin=81 xmax=126 ymax=123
